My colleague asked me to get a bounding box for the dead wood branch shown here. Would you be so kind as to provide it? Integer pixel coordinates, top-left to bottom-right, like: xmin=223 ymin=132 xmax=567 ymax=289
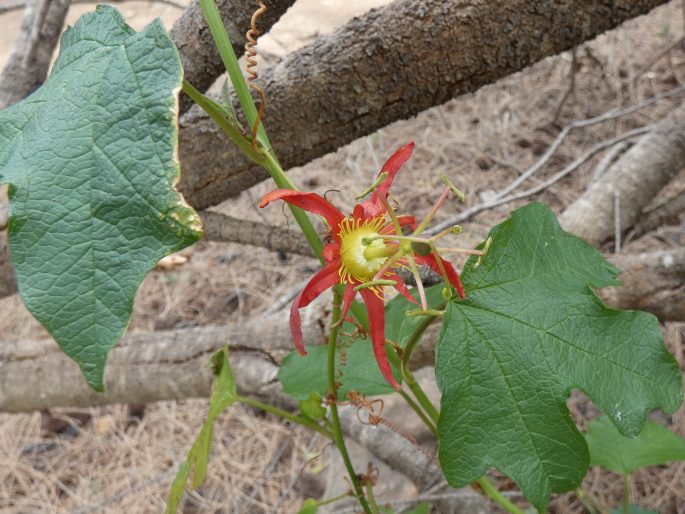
xmin=629 ymin=190 xmax=685 ymax=240
xmin=559 ymin=102 xmax=685 ymax=246
xmin=177 ymin=0 xmax=672 ymax=210
xmin=170 ymin=0 xmax=295 ymax=114
xmin=199 ymin=210 xmax=312 ymax=256
xmin=0 ymin=303 xmax=327 ymax=412
xmin=0 ymin=0 xmax=70 ymax=109
xmin=602 ymin=248 xmax=685 ymax=321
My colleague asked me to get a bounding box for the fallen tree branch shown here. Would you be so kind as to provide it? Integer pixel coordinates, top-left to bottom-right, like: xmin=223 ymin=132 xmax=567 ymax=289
xmin=629 ymin=190 xmax=685 ymax=240
xmin=176 ymin=0 xmax=673 ymax=209
xmin=0 ymin=0 xmax=71 ymax=109
xmin=600 ymin=247 xmax=685 ymax=322
xmin=559 ymin=102 xmax=685 ymax=246
xmin=170 ymin=0 xmax=296 ymax=113
xmin=199 ymin=210 xmax=312 ymax=256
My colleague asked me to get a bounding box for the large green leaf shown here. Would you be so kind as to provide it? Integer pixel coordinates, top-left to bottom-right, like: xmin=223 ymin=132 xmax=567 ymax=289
xmin=0 ymin=6 xmax=201 ymax=390
xmin=278 ymin=322 xmax=400 ymax=400
xmin=586 ymin=415 xmax=685 ymax=475
xmin=435 ymin=203 xmax=682 ymax=512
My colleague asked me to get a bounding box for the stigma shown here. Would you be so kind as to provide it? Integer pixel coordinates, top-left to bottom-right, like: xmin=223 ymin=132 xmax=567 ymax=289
xmin=338 ymin=217 xmax=395 ymax=282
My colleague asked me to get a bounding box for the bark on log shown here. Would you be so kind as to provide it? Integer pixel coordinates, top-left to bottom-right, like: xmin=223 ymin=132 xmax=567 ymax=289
xmin=630 ymin=190 xmax=685 ymax=240
xmin=170 ymin=0 xmax=296 ymax=114
xmin=0 ymin=0 xmax=70 ymax=109
xmin=559 ymin=102 xmax=685 ymax=246
xmin=177 ymin=0 xmax=671 ymax=209
xmin=199 ymin=210 xmax=312 ymax=256
xmin=601 ymin=248 xmax=685 ymax=322
xmin=0 ymin=302 xmax=328 ymax=412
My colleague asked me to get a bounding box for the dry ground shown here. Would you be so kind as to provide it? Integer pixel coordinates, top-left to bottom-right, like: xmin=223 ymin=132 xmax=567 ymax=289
xmin=1 ymin=0 xmax=685 ymax=512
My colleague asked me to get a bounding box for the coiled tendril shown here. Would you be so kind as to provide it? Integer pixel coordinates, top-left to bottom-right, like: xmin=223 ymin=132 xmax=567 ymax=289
xmin=245 ymin=0 xmax=267 ymax=147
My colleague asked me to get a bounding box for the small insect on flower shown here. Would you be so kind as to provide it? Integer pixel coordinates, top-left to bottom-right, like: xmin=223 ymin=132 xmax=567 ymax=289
xmin=260 ymin=142 xmax=466 ymax=390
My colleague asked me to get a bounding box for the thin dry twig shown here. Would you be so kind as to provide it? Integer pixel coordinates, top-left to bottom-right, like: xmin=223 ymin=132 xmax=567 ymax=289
xmin=552 ymin=48 xmax=579 ymax=124
xmin=614 ymin=190 xmax=621 ymax=253
xmin=635 ymin=35 xmax=685 ymax=81
xmin=426 ymin=125 xmax=650 ymax=233
xmin=500 ymin=85 xmax=685 ymax=200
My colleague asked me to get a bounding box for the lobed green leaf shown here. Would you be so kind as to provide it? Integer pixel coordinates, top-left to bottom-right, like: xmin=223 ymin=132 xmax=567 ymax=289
xmin=0 ymin=6 xmax=202 ymax=389
xmin=436 ymin=203 xmax=682 ymax=512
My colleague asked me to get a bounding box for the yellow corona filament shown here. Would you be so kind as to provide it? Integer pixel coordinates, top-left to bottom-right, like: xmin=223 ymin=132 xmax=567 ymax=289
xmin=338 ymin=216 xmax=394 ymax=283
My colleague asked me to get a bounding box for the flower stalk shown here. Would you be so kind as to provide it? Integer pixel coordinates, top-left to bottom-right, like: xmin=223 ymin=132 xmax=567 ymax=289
xmin=327 ymin=290 xmax=373 ymax=514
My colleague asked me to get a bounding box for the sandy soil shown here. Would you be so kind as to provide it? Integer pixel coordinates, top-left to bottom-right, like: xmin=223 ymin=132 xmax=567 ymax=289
xmin=1 ymin=0 xmax=684 ymax=513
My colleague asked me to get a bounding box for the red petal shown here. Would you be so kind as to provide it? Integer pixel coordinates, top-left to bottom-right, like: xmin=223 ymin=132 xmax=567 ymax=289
xmin=322 ymin=243 xmax=340 ymax=263
xmin=341 ymin=282 xmax=356 ymax=320
xmin=386 ymin=272 xmax=418 ymax=305
xmin=368 ymin=142 xmax=415 ymax=210
xmin=359 ymin=289 xmax=401 ymax=391
xmin=352 ymin=204 xmax=367 ymax=221
xmin=416 ymin=253 xmax=466 ymax=299
xmin=290 ymin=260 xmax=341 ymax=354
xmin=260 ymin=190 xmax=345 ymax=234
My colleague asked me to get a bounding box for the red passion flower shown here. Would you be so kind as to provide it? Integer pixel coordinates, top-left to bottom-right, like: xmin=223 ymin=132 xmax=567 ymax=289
xmin=260 ymin=142 xmax=465 ymax=390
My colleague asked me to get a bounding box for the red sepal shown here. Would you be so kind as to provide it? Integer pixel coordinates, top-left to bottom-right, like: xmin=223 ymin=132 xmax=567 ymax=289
xmin=359 ymin=289 xmax=401 ymax=391
xmin=387 ymin=272 xmax=418 ymax=305
xmin=341 ymin=281 xmax=356 ymax=320
xmin=260 ymin=190 xmax=345 ymax=240
xmin=416 ymin=253 xmax=465 ymax=299
xmin=290 ymin=260 xmax=341 ymax=354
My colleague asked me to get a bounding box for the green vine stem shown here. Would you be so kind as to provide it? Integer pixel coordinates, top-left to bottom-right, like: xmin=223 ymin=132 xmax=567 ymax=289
xmin=237 ymin=396 xmax=333 ymax=440
xmin=575 ymin=488 xmax=600 ymax=514
xmin=364 ymin=480 xmax=382 ymax=514
xmin=400 ymin=313 xmax=442 ymax=423
xmin=327 ymin=290 xmax=373 ymax=514
xmin=197 ymin=0 xmax=271 ymax=150
xmin=623 ymin=474 xmax=631 ymax=514
xmin=476 ymin=477 xmax=526 ymax=514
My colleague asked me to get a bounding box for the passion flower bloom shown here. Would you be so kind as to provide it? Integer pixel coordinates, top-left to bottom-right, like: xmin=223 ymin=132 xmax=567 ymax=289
xmin=260 ymin=142 xmax=464 ymax=390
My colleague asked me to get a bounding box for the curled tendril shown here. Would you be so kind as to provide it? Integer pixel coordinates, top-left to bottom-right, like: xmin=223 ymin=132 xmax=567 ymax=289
xmin=245 ymin=0 xmax=267 ymax=147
